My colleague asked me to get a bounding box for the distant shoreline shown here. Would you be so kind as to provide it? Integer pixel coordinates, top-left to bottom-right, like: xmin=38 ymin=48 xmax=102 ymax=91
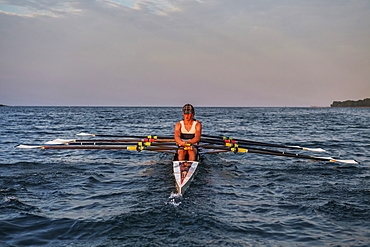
xmin=1 ymin=104 xmax=369 ymax=108
xmin=331 ymin=98 xmax=370 ymax=107
xmin=0 ymin=104 xmax=323 ymax=107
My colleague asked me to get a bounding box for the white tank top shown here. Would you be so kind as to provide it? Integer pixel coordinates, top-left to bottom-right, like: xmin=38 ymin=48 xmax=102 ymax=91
xmin=180 ymin=120 xmax=197 ymax=140
xmin=180 ymin=120 xmax=197 ymax=134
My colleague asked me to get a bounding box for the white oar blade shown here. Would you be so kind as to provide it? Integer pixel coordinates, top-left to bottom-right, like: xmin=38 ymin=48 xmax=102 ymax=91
xmin=45 ymin=139 xmax=74 ymax=144
xmin=289 ymin=146 xmax=326 ymax=152
xmin=317 ymin=157 xmax=358 ymax=164
xmin=76 ymin=133 xmax=93 ymax=136
xmin=332 ymin=159 xmax=358 ymax=164
xmin=15 ymin=145 xmax=42 ymax=149
xmin=303 ymin=148 xmax=326 ymax=152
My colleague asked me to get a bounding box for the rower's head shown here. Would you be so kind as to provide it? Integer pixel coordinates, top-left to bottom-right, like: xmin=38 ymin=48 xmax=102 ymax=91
xmin=182 ymin=104 xmax=195 ymax=115
xmin=182 ymin=104 xmax=195 ymax=120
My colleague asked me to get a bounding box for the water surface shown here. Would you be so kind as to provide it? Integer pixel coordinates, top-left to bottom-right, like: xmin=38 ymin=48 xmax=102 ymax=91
xmin=1 ymin=107 xmax=369 ymax=246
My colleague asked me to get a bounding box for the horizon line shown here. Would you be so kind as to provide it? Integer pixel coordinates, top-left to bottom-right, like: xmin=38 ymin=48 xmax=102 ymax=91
xmin=1 ymin=104 xmax=331 ymax=108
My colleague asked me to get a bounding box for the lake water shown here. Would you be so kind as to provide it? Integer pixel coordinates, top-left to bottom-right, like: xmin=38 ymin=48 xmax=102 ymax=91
xmin=1 ymin=106 xmax=369 ymax=246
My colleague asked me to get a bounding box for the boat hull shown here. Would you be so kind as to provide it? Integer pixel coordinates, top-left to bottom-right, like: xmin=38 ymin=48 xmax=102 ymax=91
xmin=173 ymin=160 xmax=199 ymax=195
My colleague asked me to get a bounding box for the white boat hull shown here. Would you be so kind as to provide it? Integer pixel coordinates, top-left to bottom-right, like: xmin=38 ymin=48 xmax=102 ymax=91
xmin=173 ymin=160 xmax=199 ymax=195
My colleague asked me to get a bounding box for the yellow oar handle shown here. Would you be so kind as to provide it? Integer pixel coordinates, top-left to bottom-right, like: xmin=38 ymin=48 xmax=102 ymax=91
xmin=175 ymin=143 xmax=193 ymax=146
xmin=176 ymin=143 xmax=194 ymax=151
xmin=222 ymin=136 xmax=233 ymax=140
xmin=137 ymin=142 xmax=153 ymax=146
xmin=230 ymin=147 xmax=248 ymax=153
xmin=225 ymin=143 xmax=238 ymax=148
xmin=127 ymin=146 xmax=138 ymax=151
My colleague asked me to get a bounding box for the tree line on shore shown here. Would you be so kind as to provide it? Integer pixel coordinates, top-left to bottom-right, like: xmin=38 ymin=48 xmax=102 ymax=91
xmin=331 ymin=98 xmax=370 ymax=107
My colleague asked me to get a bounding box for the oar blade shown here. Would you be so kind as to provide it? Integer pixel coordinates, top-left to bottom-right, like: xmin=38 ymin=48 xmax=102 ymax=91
xmin=317 ymin=157 xmax=359 ymax=164
xmin=15 ymin=145 xmax=42 ymax=149
xmin=303 ymin=148 xmax=326 ymax=152
xmin=289 ymin=146 xmax=326 ymax=152
xmin=333 ymin=159 xmax=358 ymax=164
xmin=76 ymin=133 xmax=94 ymax=136
xmin=45 ymin=139 xmax=75 ymax=144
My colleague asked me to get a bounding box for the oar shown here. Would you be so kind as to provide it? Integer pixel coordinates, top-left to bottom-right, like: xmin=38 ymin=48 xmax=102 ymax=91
xmin=202 ymin=142 xmax=306 ymax=155
xmin=15 ymin=145 xmax=178 ymax=151
xmin=45 ymin=141 xmax=177 ymax=147
xmin=77 ymin=133 xmax=173 ymax=139
xmin=197 ymin=144 xmax=358 ymax=164
xmin=201 ymin=135 xmax=326 ymax=152
xmin=197 ymin=143 xmax=293 ymax=156
xmin=201 ymin=150 xmax=231 ymax=154
xmin=201 ymin=141 xmax=328 ymax=157
xmin=45 ymin=138 xmax=175 ymax=144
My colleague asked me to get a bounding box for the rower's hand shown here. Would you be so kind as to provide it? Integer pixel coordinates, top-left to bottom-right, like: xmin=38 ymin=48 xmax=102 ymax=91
xmin=178 ymin=141 xmax=191 ymax=147
xmin=178 ymin=141 xmax=187 ymax=146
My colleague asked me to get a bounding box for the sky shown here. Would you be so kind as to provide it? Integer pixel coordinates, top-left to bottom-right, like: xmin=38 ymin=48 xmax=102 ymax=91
xmin=0 ymin=0 xmax=369 ymax=107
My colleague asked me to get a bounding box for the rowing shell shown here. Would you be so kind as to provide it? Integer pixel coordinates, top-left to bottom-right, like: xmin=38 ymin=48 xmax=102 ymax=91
xmin=172 ymin=153 xmax=200 ymax=195
xmin=173 ymin=160 xmax=199 ymax=195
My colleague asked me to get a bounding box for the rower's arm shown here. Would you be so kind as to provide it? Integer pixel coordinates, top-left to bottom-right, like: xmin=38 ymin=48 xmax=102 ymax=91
xmin=174 ymin=122 xmax=186 ymax=146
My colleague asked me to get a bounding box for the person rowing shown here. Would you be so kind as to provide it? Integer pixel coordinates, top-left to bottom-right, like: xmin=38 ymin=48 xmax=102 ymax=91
xmin=174 ymin=104 xmax=202 ymax=161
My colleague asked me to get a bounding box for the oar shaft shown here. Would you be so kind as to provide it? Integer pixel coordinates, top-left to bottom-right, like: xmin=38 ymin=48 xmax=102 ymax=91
xmin=197 ymin=144 xmax=345 ymax=163
xmin=201 ymin=135 xmax=324 ymax=152
xmin=40 ymin=146 xmax=131 ymax=150
xmin=36 ymin=146 xmax=178 ymax=151
xmin=65 ymin=142 xmax=176 ymax=146
xmin=200 ymin=142 xmax=300 ymax=155
xmin=202 ymin=150 xmax=231 ymax=154
xmin=152 ymin=150 xmax=176 ymax=154
xmin=75 ymin=139 xmax=175 ymax=142
xmin=78 ymin=133 xmax=172 ymax=139
xmin=46 ymin=138 xmax=176 ymax=144
xmin=74 ymin=139 xmax=175 ymax=142
xmin=202 ymin=137 xmax=288 ymax=148
xmin=66 ymin=142 xmax=138 ymax=146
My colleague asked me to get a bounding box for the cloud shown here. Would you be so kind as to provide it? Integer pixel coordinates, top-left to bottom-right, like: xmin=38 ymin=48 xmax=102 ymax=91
xmin=0 ymin=0 xmax=369 ymax=106
xmin=0 ymin=0 xmax=83 ymax=17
